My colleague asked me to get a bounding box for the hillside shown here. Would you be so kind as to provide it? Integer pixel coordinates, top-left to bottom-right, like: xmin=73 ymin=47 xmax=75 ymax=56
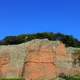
xmin=0 ymin=39 xmax=80 ymax=80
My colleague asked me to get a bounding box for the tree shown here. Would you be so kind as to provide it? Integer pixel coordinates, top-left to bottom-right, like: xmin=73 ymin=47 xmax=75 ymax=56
xmin=1 ymin=32 xmax=80 ymax=47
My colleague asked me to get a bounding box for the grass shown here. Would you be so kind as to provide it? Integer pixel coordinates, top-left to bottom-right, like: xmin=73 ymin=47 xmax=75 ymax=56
xmin=0 ymin=78 xmax=24 ymax=80
xmin=59 ymin=75 xmax=80 ymax=80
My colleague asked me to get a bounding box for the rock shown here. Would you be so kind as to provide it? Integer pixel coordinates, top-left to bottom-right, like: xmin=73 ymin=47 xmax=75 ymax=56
xmin=0 ymin=39 xmax=79 ymax=80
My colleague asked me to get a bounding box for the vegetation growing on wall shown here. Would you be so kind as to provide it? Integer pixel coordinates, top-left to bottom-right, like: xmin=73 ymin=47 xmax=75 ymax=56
xmin=0 ymin=32 xmax=80 ymax=47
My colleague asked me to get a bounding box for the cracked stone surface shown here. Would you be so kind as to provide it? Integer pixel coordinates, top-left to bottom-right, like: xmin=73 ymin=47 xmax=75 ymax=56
xmin=0 ymin=39 xmax=80 ymax=80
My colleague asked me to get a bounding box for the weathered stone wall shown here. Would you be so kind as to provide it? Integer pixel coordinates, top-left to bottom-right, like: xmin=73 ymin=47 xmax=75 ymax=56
xmin=0 ymin=39 xmax=80 ymax=80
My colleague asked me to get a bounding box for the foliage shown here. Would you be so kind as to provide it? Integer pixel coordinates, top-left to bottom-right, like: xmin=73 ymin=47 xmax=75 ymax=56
xmin=59 ymin=75 xmax=80 ymax=80
xmin=0 ymin=78 xmax=24 ymax=80
xmin=3 ymin=34 xmax=28 ymax=45
xmin=0 ymin=32 xmax=80 ymax=47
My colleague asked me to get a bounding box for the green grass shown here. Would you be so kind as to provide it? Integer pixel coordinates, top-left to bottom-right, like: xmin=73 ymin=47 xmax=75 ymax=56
xmin=60 ymin=75 xmax=80 ymax=80
xmin=0 ymin=78 xmax=24 ymax=80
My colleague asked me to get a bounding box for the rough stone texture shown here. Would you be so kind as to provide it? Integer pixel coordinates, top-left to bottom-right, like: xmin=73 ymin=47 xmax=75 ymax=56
xmin=0 ymin=45 xmax=26 ymax=78
xmin=23 ymin=41 xmax=58 ymax=80
xmin=0 ymin=39 xmax=80 ymax=80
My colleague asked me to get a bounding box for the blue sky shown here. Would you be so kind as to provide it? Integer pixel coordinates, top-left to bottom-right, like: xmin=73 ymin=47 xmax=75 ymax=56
xmin=0 ymin=0 xmax=80 ymax=40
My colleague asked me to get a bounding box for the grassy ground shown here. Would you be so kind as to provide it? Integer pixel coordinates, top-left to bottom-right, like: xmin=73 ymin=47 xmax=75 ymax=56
xmin=0 ymin=78 xmax=24 ymax=80
xmin=59 ymin=75 xmax=80 ymax=80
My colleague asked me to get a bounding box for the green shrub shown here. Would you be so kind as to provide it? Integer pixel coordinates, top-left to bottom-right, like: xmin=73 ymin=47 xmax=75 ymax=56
xmin=0 ymin=32 xmax=80 ymax=47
